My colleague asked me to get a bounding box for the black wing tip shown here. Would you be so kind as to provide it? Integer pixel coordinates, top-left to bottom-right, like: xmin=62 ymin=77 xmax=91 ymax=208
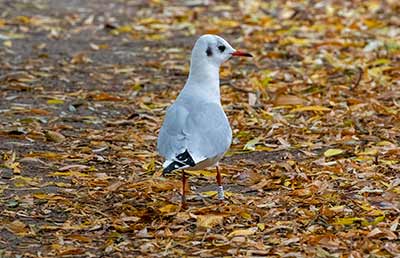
xmin=176 ymin=150 xmax=195 ymax=166
xmin=162 ymin=161 xmax=185 ymax=175
xmin=162 ymin=150 xmax=196 ymax=176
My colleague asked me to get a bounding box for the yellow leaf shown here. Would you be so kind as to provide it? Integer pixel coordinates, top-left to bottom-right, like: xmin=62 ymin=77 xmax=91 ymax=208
xmin=220 ymin=67 xmax=232 ymax=78
xmin=185 ymin=170 xmax=221 ymax=177
xmin=228 ymin=227 xmax=257 ymax=237
xmin=335 ymin=217 xmax=364 ymax=225
xmin=201 ymin=191 xmax=233 ymax=198
xmin=16 ymin=16 xmax=31 ymax=24
xmin=214 ymin=19 xmax=239 ymax=28
xmin=280 ymin=36 xmax=310 ymax=46
xmin=196 ymin=215 xmax=223 ymax=228
xmin=257 ymin=223 xmax=265 ymax=231
xmin=113 ymin=25 xmax=133 ymax=34
xmin=357 ymin=148 xmax=378 ymax=156
xmin=328 ymin=205 xmax=345 ymax=212
xmin=47 ymin=99 xmax=64 ymax=105
xmin=290 ymin=105 xmax=331 ymax=113
xmin=13 ymin=176 xmax=37 ymax=187
xmin=376 ymin=141 xmax=394 ymax=146
xmin=49 ymin=171 xmax=88 ymax=177
xmin=138 ymin=18 xmax=162 ymax=25
xmin=9 ymin=162 xmax=21 ymax=174
xmin=33 ymin=193 xmax=65 ymax=200
xmin=324 ymin=149 xmax=344 ymax=157
xmin=3 ymin=40 xmax=12 ymax=47
xmin=159 ymin=204 xmax=179 ymax=214
xmin=372 ymin=215 xmax=385 ymax=225
xmin=201 ymin=191 xmax=217 ymax=197
xmin=6 ymin=220 xmax=29 ymax=236
xmin=142 ymin=159 xmax=155 ymax=172
xmin=240 ymin=212 xmax=252 ymax=220
xmin=380 ymin=159 xmax=398 ymax=165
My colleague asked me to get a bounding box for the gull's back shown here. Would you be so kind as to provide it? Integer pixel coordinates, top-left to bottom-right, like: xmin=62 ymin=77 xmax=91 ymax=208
xmin=157 ymin=93 xmax=232 ymax=171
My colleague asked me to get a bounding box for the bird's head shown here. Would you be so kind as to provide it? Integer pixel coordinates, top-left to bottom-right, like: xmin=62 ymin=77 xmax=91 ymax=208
xmin=191 ymin=34 xmax=252 ymax=67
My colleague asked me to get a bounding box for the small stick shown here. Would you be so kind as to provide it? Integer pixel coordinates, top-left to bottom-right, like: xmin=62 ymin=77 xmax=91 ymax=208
xmin=351 ymin=67 xmax=363 ymax=90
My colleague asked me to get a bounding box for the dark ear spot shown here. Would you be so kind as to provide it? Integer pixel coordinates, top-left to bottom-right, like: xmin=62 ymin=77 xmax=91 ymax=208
xmin=206 ymin=46 xmax=212 ymax=57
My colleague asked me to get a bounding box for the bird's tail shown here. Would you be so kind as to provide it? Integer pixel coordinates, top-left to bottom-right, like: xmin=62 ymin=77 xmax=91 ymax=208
xmin=162 ymin=160 xmax=188 ymax=175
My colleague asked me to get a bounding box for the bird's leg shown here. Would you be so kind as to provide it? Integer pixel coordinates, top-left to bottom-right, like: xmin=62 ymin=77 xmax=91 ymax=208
xmin=181 ymin=170 xmax=187 ymax=208
xmin=216 ymin=166 xmax=224 ymax=201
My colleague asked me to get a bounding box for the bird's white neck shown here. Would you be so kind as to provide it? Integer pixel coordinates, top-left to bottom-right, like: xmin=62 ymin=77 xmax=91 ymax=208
xmin=180 ymin=57 xmax=221 ymax=103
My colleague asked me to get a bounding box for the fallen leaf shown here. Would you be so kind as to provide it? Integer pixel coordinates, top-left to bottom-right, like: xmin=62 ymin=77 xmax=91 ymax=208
xmin=45 ymin=131 xmax=66 ymax=143
xmin=274 ymin=95 xmax=305 ymax=105
xmin=324 ymin=149 xmax=344 ymax=157
xmin=6 ymin=220 xmax=29 ymax=236
xmin=47 ymin=99 xmax=64 ymax=105
xmin=243 ymin=137 xmax=262 ymax=151
xmin=228 ymin=227 xmax=257 ymax=237
xmin=159 ymin=204 xmax=179 ymax=213
xmin=196 ymin=215 xmax=224 ymax=228
xmin=290 ymin=105 xmax=331 ymax=113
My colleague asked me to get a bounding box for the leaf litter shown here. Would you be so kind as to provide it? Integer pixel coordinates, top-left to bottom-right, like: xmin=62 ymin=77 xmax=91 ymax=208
xmin=0 ymin=0 xmax=399 ymax=257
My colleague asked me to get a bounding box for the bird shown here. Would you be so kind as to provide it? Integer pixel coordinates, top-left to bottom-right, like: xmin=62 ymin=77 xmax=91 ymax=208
xmin=157 ymin=34 xmax=252 ymax=206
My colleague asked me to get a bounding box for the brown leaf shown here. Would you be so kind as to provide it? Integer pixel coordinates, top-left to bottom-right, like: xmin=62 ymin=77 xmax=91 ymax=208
xmin=228 ymin=227 xmax=257 ymax=238
xmin=6 ymin=220 xmax=29 ymax=236
xmin=274 ymin=95 xmax=305 ymax=105
xmin=45 ymin=131 xmax=66 ymax=143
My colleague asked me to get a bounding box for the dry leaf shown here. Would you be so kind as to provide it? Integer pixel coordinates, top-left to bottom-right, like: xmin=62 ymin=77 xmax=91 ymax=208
xmin=228 ymin=227 xmax=257 ymax=237
xmin=45 ymin=131 xmax=66 ymax=143
xmin=274 ymin=95 xmax=305 ymax=105
xmin=324 ymin=149 xmax=344 ymax=157
xmin=196 ymin=215 xmax=224 ymax=228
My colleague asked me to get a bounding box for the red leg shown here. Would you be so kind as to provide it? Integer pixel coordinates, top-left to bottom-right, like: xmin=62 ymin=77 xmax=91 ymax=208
xmin=181 ymin=170 xmax=187 ymax=208
xmin=216 ymin=166 xmax=224 ymax=200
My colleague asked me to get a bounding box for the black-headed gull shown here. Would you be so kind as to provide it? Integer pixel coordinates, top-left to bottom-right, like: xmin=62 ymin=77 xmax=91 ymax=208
xmin=157 ymin=34 xmax=252 ymax=206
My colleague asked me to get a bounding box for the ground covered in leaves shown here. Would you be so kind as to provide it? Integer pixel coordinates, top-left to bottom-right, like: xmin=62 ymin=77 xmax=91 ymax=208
xmin=0 ymin=0 xmax=399 ymax=257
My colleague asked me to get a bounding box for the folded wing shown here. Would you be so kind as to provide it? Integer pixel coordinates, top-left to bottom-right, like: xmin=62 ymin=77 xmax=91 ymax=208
xmin=157 ymin=101 xmax=232 ymax=173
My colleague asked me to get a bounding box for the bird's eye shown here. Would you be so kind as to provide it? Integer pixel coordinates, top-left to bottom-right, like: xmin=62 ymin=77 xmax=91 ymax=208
xmin=218 ymin=45 xmax=226 ymax=52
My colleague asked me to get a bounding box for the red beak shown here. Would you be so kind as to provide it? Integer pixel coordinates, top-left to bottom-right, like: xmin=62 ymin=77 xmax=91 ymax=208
xmin=232 ymin=50 xmax=253 ymax=57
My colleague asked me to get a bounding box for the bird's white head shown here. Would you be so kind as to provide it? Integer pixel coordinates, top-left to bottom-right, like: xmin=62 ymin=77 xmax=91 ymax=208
xmin=191 ymin=34 xmax=252 ymax=67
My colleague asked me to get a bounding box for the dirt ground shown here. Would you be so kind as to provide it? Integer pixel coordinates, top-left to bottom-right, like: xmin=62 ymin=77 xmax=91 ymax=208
xmin=0 ymin=0 xmax=399 ymax=257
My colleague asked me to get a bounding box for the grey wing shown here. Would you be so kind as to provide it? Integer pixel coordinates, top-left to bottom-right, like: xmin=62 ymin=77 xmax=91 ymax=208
xmin=185 ymin=103 xmax=232 ymax=161
xmin=157 ymin=103 xmax=189 ymax=160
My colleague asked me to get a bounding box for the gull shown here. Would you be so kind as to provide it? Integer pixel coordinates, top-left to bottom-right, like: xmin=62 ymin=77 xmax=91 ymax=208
xmin=157 ymin=34 xmax=252 ymax=206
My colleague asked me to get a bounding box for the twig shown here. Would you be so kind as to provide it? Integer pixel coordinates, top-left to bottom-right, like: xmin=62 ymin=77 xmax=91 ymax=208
xmin=351 ymin=67 xmax=363 ymax=90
